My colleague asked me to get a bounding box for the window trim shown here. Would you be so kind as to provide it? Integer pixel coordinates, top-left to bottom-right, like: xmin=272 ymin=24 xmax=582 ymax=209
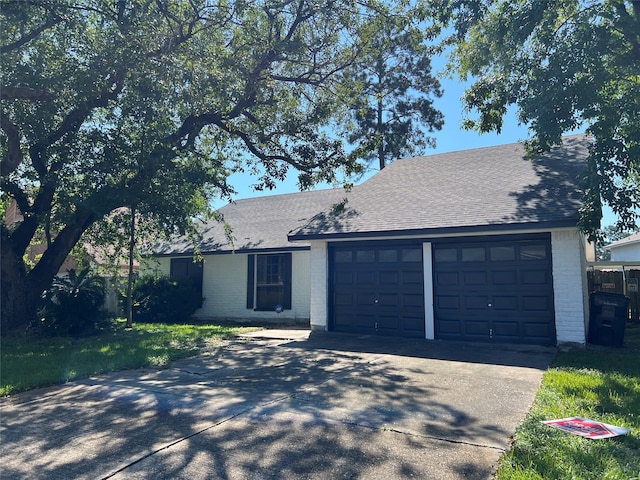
xmin=170 ymin=257 xmax=204 ymax=308
xmin=247 ymin=253 xmax=292 ymax=311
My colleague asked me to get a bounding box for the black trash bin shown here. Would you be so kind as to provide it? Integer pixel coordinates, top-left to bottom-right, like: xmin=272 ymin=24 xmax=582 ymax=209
xmin=588 ymin=291 xmax=631 ymax=347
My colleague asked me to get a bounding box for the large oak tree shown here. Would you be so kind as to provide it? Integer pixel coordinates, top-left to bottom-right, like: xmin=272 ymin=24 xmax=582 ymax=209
xmin=1 ymin=0 xmax=409 ymax=330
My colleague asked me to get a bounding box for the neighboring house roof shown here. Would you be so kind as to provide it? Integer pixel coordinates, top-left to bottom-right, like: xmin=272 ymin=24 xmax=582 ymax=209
xmin=153 ymin=188 xmax=346 ymax=255
xmin=606 ymin=232 xmax=640 ymax=250
xmin=289 ymin=134 xmax=589 ymax=240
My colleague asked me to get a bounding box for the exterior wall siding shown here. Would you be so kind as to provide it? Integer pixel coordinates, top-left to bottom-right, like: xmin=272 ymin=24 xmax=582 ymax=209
xmin=611 ymin=244 xmax=640 ymax=262
xmin=552 ymin=228 xmax=588 ymax=345
xmin=309 ymin=240 xmax=329 ymax=331
xmin=143 ymin=251 xmax=311 ymax=324
xmin=140 ymin=256 xmax=171 ymax=276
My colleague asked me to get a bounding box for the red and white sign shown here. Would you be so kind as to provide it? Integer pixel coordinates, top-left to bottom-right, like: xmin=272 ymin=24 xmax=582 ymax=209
xmin=543 ymin=417 xmax=630 ymax=439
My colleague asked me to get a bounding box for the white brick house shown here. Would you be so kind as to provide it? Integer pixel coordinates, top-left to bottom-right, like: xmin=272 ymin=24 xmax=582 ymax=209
xmin=151 ymin=135 xmax=592 ymax=345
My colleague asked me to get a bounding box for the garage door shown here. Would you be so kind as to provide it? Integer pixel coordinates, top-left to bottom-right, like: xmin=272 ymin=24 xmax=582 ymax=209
xmin=330 ymin=243 xmax=425 ymax=338
xmin=433 ymin=236 xmax=556 ymax=345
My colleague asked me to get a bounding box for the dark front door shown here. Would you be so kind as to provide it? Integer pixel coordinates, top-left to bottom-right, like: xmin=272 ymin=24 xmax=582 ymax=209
xmin=330 ymin=243 xmax=425 ymax=338
xmin=433 ymin=236 xmax=556 ymax=345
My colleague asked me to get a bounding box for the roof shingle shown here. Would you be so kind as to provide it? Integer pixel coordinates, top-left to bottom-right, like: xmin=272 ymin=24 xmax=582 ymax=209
xmin=289 ymin=134 xmax=589 ymax=239
xmin=153 ymin=188 xmax=346 ymax=255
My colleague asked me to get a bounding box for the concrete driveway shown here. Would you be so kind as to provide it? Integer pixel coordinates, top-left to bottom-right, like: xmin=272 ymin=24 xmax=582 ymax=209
xmin=0 ymin=330 xmax=555 ymax=479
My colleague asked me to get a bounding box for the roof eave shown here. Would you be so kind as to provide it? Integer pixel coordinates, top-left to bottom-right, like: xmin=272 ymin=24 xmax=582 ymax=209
xmin=288 ymin=219 xmax=580 ymax=242
xmin=149 ymin=244 xmax=311 ymax=258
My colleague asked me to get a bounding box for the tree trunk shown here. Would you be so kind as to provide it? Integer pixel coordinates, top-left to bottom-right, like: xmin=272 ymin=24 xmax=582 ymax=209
xmin=1 ymin=209 xmax=97 ymax=331
xmin=0 ymin=236 xmax=40 ymax=331
xmin=377 ymin=87 xmax=385 ymax=170
xmin=126 ymin=206 xmax=136 ymax=329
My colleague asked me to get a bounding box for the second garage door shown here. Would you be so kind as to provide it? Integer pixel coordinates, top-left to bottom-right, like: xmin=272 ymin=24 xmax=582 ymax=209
xmin=433 ymin=235 xmax=556 ymax=345
xmin=330 ymin=243 xmax=425 ymax=338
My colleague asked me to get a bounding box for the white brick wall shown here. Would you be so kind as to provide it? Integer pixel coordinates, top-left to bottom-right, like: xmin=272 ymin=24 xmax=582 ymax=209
xmin=197 ymin=251 xmax=311 ymax=322
xmin=140 ymin=257 xmax=170 ymax=276
xmin=142 ymin=251 xmax=311 ymax=323
xmin=309 ymin=240 xmax=329 ymax=331
xmin=611 ymin=243 xmax=640 ymax=261
xmin=552 ymin=228 xmax=588 ymax=345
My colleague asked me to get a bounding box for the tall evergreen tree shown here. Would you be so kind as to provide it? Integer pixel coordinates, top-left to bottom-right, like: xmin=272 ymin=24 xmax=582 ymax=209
xmin=340 ymin=9 xmax=444 ymax=170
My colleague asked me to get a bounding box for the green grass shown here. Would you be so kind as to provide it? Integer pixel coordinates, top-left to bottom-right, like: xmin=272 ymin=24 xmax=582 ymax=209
xmin=496 ymin=323 xmax=640 ymax=480
xmin=0 ymin=320 xmax=258 ymax=396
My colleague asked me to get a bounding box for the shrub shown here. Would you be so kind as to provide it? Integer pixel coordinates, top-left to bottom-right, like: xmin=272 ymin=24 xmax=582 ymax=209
xmin=131 ymin=275 xmax=202 ymax=324
xmin=38 ymin=268 xmax=106 ymax=336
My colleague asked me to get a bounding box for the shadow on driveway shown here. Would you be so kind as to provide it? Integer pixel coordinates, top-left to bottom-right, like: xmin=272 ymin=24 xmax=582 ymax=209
xmin=0 ymin=332 xmax=555 ymax=480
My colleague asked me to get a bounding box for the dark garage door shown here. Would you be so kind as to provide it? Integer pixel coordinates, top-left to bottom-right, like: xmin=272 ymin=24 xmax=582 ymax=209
xmin=330 ymin=243 xmax=425 ymax=338
xmin=433 ymin=236 xmax=556 ymax=345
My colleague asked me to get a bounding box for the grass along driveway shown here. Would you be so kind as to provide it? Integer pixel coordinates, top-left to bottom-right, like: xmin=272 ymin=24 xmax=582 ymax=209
xmin=0 ymin=321 xmax=257 ymax=396
xmin=497 ymin=324 xmax=640 ymax=479
xmin=3 ymin=319 xmax=639 ymax=478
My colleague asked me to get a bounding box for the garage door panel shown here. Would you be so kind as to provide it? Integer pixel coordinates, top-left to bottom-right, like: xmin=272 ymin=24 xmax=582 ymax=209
xmin=493 ymin=321 xmax=520 ymax=337
xmin=335 ymin=271 xmax=353 ymax=285
xmin=438 ymin=318 xmax=462 ymax=335
xmin=377 ymin=315 xmax=399 ymax=330
xmin=403 ymin=293 xmax=424 ymax=307
xmin=356 ymin=293 xmax=376 ymax=306
xmin=356 ymin=271 xmax=375 ymax=285
xmin=335 ymin=293 xmax=353 ymax=305
xmin=434 ymin=237 xmax=555 ymax=345
xmin=354 ymin=313 xmax=375 ymax=328
xmin=402 ymin=271 xmax=424 ymax=285
xmin=331 ymin=243 xmax=425 ymax=338
xmin=465 ymin=296 xmax=490 ymax=310
xmin=464 ymin=319 xmax=491 ymax=335
xmin=378 ymin=293 xmax=399 ymax=307
xmin=379 ymin=271 xmax=399 ymax=285
xmin=493 ymin=296 xmax=519 ymax=311
xmin=524 ymin=322 xmax=554 ymax=338
xmin=521 ymin=269 xmax=549 ymax=285
xmin=523 ymin=296 xmax=550 ymax=311
xmin=436 ymin=272 xmax=459 ymax=286
xmin=437 ymin=295 xmax=460 ymax=309
xmin=464 ymin=271 xmax=488 ymax=285
xmin=492 ymin=270 xmax=518 ymax=285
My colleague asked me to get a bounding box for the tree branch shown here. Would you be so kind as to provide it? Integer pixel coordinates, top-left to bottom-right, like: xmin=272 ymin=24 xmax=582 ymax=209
xmin=0 ymin=113 xmax=23 ymax=177
xmin=0 ymin=86 xmax=53 ymax=101
xmin=0 ymin=16 xmax=62 ymax=55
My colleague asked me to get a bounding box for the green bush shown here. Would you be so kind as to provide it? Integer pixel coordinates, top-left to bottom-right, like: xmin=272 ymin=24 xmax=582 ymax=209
xmin=38 ymin=268 xmax=106 ymax=336
xmin=132 ymin=275 xmax=202 ymax=324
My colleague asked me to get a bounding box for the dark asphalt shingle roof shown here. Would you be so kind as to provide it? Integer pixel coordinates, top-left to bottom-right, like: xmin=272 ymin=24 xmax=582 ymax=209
xmin=289 ymin=134 xmax=589 ymax=240
xmin=154 ymin=134 xmax=589 ymax=255
xmin=153 ymin=188 xmax=347 ymax=255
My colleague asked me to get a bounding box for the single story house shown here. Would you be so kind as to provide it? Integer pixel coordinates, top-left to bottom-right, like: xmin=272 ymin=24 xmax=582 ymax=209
xmin=150 ymin=188 xmax=348 ymax=324
xmin=150 ymin=134 xmax=592 ymax=346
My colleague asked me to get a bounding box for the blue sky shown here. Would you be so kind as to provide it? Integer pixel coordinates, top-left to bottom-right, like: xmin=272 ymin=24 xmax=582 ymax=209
xmin=220 ymin=74 xmax=618 ymax=227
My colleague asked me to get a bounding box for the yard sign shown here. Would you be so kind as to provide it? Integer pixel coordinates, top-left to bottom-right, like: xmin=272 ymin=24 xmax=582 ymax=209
xmin=542 ymin=417 xmax=630 ymax=439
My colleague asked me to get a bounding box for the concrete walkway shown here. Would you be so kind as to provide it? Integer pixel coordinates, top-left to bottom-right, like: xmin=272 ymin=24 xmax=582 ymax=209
xmin=0 ymin=330 xmax=555 ymax=479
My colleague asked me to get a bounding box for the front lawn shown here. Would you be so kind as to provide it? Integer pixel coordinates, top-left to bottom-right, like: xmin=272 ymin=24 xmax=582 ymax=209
xmin=497 ymin=324 xmax=640 ymax=479
xmin=0 ymin=320 xmax=257 ymax=396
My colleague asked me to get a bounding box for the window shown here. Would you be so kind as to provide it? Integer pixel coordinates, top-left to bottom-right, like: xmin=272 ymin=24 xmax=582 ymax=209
xmin=247 ymin=253 xmax=292 ymax=311
xmin=462 ymin=247 xmax=486 ymax=262
xmin=170 ymin=258 xmax=203 ymax=307
xmin=435 ymin=248 xmax=457 ymax=263
xmin=490 ymin=246 xmax=516 ymax=261
xmin=520 ymin=244 xmax=547 ymax=261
